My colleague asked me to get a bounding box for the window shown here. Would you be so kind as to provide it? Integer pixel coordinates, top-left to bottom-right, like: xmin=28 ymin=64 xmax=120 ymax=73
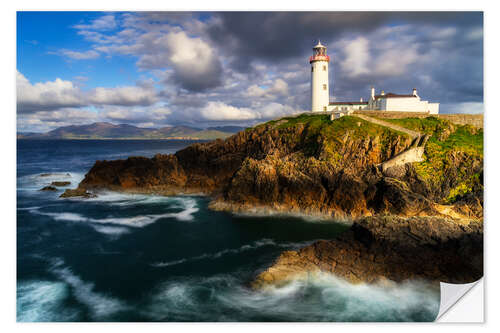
xmin=323 ymin=65 xmax=327 ymax=71
xmin=311 ymin=67 xmax=314 ymax=72
xmin=323 ymin=84 xmax=327 ymax=90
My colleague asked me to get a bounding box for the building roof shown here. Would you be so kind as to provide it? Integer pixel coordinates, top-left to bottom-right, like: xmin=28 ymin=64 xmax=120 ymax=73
xmin=374 ymin=93 xmax=416 ymax=99
xmin=329 ymin=101 xmax=368 ymax=105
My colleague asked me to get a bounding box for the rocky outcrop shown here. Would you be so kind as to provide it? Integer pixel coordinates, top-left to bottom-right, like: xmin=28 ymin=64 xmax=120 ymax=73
xmin=40 ymin=186 xmax=57 ymax=191
xmin=62 ymin=115 xmax=483 ymax=221
xmin=60 ymin=187 xmax=96 ymax=198
xmin=252 ymin=215 xmax=483 ymax=288
xmin=61 ymin=114 xmax=483 ymax=286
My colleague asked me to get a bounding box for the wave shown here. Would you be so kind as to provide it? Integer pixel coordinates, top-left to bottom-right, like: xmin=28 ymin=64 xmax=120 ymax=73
xmin=17 ymin=280 xmax=80 ymax=322
xmin=17 ymin=172 xmax=85 ymax=192
xmin=28 ymin=196 xmax=199 ymax=233
xmin=151 ymin=238 xmax=315 ymax=267
xmin=48 ymin=259 xmax=129 ymax=320
xmin=143 ymin=272 xmax=440 ymax=322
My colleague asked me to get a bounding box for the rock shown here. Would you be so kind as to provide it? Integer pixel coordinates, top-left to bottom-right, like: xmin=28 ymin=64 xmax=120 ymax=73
xmin=252 ymin=216 xmax=483 ymax=288
xmin=60 ymin=187 xmax=97 ymax=198
xmin=40 ymin=186 xmax=57 ymax=191
xmin=68 ymin=116 xmax=482 ymax=220
xmin=51 ymin=181 xmax=71 ymax=187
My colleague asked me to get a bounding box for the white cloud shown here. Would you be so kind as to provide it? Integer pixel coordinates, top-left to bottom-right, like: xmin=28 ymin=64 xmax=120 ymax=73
xmin=340 ymin=37 xmax=371 ymax=77
xmin=338 ymin=34 xmax=421 ymax=78
xmin=17 ymin=108 xmax=100 ymax=132
xmin=372 ymin=44 xmax=420 ymax=76
xmin=61 ymin=49 xmax=100 ymax=60
xmin=73 ymin=15 xmax=117 ymax=31
xmin=17 ymin=71 xmax=84 ymax=113
xmin=200 ymin=102 xmax=256 ymax=121
xmin=88 ymin=85 xmax=158 ymax=106
xmin=199 ymin=101 xmax=298 ymax=121
xmin=245 ymin=79 xmax=289 ymax=98
xmin=17 ymin=71 xmax=159 ymax=114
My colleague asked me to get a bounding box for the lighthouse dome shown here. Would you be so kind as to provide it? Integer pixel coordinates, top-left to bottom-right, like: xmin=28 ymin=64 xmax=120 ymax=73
xmin=314 ymin=40 xmax=326 ymax=49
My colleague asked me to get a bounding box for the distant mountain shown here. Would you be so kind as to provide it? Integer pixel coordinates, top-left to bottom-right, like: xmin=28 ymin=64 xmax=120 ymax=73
xmin=17 ymin=122 xmax=243 ymax=140
xmin=206 ymin=126 xmax=245 ymax=133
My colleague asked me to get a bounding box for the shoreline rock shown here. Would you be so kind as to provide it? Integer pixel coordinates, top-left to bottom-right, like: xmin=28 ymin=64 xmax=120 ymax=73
xmin=252 ymin=215 xmax=483 ymax=288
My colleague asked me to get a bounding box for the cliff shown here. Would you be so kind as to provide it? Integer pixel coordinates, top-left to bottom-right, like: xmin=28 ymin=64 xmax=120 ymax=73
xmin=62 ymin=113 xmax=483 ymax=285
xmin=64 ymin=114 xmax=483 ymax=220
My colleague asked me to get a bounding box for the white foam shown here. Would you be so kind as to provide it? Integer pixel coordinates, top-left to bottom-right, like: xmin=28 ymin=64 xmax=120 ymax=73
xmin=17 ymin=172 xmax=85 ymax=193
xmin=50 ymin=260 xmax=129 ymax=320
xmin=91 ymin=225 xmax=131 ymax=237
xmin=17 ymin=280 xmax=79 ymax=322
xmin=151 ymin=239 xmax=314 ymax=267
xmin=29 ymin=196 xmax=199 ymax=232
xmin=144 ymin=272 xmax=439 ymax=321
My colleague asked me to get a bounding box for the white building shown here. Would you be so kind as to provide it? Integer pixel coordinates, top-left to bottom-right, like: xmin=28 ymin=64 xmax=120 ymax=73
xmin=367 ymin=87 xmax=439 ymax=114
xmin=310 ymin=41 xmax=439 ymax=115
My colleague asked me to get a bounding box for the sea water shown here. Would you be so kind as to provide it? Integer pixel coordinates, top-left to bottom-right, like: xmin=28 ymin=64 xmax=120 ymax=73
xmin=17 ymin=139 xmax=440 ymax=322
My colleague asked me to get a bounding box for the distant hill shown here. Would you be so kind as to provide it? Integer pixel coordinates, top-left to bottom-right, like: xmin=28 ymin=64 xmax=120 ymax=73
xmin=17 ymin=122 xmax=245 ymax=140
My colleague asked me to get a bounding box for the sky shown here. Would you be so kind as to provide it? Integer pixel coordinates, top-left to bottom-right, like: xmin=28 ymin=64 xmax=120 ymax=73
xmin=16 ymin=11 xmax=483 ymax=132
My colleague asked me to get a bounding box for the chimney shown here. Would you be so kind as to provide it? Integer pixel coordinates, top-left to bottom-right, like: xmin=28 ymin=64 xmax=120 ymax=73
xmin=381 ymin=90 xmax=385 ymax=96
xmin=360 ymin=97 xmax=363 ymax=102
xmin=371 ymin=86 xmax=375 ymax=99
xmin=412 ymin=88 xmax=418 ymax=96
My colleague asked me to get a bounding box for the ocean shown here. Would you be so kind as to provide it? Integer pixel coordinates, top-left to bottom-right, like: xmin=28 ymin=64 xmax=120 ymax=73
xmin=16 ymin=139 xmax=440 ymax=322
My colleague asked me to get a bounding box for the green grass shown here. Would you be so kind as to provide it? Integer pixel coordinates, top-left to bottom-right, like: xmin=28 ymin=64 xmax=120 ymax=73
xmin=384 ymin=117 xmax=484 ymax=198
xmin=256 ymin=114 xmax=411 ymax=162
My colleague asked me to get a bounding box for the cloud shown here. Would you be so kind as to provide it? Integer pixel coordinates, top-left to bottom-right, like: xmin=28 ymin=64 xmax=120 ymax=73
xmin=339 ymin=37 xmax=371 ymax=77
xmin=17 ymin=108 xmax=100 ymax=132
xmin=17 ymin=12 xmax=483 ymax=132
xmin=245 ymin=78 xmax=289 ymax=98
xmin=73 ymin=14 xmax=117 ymax=31
xmin=17 ymin=71 xmax=159 ymax=114
xmin=17 ymin=71 xmax=84 ymax=113
xmin=138 ymin=31 xmax=223 ymax=91
xmin=88 ymin=85 xmax=158 ymax=106
xmin=200 ymin=101 xmax=255 ymax=121
xmin=60 ymin=49 xmax=100 ymax=60
xmin=199 ymin=101 xmax=298 ymax=121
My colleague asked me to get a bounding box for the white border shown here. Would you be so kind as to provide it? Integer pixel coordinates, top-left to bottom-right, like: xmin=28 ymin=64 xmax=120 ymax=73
xmin=3 ymin=0 xmax=498 ymax=331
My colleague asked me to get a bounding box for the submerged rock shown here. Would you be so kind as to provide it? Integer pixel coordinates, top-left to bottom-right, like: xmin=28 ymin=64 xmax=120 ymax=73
xmin=252 ymin=216 xmax=483 ymax=288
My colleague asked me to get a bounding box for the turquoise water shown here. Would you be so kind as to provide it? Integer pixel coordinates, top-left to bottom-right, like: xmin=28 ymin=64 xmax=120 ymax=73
xmin=17 ymin=139 xmax=440 ymax=322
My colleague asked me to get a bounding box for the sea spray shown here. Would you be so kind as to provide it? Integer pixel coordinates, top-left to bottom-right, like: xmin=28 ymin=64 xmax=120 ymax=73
xmin=143 ymin=272 xmax=440 ymax=322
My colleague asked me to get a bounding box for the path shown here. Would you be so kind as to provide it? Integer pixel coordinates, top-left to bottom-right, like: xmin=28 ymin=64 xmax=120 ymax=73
xmin=353 ymin=113 xmax=421 ymax=139
xmin=351 ymin=113 xmax=429 ymax=172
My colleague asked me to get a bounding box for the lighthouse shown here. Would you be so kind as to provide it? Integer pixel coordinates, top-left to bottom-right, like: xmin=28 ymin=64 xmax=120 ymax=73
xmin=310 ymin=40 xmax=330 ymax=112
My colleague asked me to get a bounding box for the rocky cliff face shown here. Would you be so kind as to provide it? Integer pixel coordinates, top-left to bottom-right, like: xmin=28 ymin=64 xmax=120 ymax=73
xmin=64 ymin=114 xmax=483 ymax=285
xmin=68 ymin=115 xmax=483 ymax=220
xmin=252 ymin=215 xmax=483 ymax=287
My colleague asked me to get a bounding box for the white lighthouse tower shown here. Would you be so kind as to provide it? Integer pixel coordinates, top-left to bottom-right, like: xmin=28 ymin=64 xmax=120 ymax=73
xmin=310 ymin=40 xmax=330 ymax=112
